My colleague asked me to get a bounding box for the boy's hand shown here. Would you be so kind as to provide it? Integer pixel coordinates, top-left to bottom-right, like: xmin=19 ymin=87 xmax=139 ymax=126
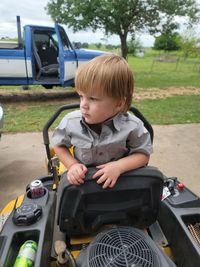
xmin=92 ymin=162 xmax=121 ymax=189
xmin=67 ymin=163 xmax=87 ymax=185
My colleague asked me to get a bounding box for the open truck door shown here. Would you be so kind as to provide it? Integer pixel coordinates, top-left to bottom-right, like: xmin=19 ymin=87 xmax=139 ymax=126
xmin=31 ymin=23 xmax=77 ymax=88
xmin=54 ymin=23 xmax=78 ymax=87
xmin=31 ymin=25 xmax=61 ymax=88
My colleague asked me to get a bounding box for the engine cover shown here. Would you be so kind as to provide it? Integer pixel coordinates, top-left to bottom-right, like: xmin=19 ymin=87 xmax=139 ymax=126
xmin=77 ymin=226 xmax=176 ymax=267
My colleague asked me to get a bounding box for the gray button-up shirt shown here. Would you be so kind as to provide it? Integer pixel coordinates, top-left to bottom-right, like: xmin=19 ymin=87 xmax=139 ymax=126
xmin=52 ymin=110 xmax=153 ymax=166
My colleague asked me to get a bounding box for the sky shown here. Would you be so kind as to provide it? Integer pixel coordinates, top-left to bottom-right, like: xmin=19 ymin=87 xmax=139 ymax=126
xmin=1 ymin=0 xmax=200 ymax=47
xmin=0 ymin=0 xmax=155 ymax=47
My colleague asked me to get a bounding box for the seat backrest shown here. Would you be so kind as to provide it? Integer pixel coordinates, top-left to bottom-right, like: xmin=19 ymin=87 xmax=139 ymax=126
xmin=32 ymin=40 xmax=42 ymax=75
xmin=39 ymin=44 xmax=58 ymax=66
xmin=57 ymin=166 xmax=164 ymax=236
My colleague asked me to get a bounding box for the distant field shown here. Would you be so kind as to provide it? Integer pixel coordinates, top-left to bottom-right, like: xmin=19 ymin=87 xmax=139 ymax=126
xmin=127 ymin=50 xmax=200 ymax=89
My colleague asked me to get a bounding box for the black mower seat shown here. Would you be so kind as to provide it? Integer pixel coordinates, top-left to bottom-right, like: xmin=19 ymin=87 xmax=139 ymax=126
xmin=57 ymin=166 xmax=164 ymax=236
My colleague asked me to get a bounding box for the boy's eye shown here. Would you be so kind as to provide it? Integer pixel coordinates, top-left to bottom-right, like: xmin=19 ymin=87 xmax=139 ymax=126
xmin=90 ymin=97 xmax=98 ymax=101
xmin=78 ymin=94 xmax=99 ymax=101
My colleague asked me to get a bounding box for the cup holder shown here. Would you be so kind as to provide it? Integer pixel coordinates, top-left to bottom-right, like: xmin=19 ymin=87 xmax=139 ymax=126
xmin=26 ymin=187 xmax=47 ymax=199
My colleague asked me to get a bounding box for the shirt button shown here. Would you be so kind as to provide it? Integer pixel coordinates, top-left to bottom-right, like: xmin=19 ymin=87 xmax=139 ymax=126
xmin=99 ymin=152 xmax=103 ymax=156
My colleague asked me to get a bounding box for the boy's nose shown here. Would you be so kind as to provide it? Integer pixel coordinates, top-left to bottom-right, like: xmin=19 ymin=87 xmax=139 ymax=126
xmin=80 ymin=98 xmax=88 ymax=109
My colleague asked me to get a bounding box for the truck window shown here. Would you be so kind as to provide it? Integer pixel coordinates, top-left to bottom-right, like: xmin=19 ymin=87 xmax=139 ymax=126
xmin=33 ymin=30 xmax=59 ymax=63
xmin=58 ymin=26 xmax=74 ymax=51
xmin=51 ymin=33 xmax=59 ymax=47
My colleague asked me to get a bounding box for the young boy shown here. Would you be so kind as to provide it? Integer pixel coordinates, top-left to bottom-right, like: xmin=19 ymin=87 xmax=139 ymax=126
xmin=52 ymin=54 xmax=152 ymax=189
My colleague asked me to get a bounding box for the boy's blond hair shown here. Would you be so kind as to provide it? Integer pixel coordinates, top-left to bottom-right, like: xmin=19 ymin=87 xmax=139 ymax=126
xmin=75 ymin=54 xmax=134 ymax=112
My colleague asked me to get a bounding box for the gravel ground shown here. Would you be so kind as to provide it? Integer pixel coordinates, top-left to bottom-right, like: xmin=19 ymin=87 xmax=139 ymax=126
xmin=0 ymin=123 xmax=200 ymax=211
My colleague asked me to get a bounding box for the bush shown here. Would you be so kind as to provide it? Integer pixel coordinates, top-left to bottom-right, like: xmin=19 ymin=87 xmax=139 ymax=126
xmin=154 ymin=33 xmax=182 ymax=51
xmin=128 ymin=38 xmax=142 ymax=55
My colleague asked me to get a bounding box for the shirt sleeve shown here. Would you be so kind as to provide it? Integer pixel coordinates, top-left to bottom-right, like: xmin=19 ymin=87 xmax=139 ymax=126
xmin=51 ymin=116 xmax=72 ymax=147
xmin=127 ymin=119 xmax=153 ymax=155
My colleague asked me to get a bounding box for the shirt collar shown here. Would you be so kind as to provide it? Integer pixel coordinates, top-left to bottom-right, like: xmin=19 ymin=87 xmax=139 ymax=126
xmin=80 ymin=112 xmax=125 ymax=132
xmin=104 ymin=113 xmax=121 ymax=131
xmin=80 ymin=119 xmax=88 ymax=133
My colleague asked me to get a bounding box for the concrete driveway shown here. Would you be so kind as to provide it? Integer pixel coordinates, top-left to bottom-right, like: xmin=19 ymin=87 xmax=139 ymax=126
xmin=0 ymin=124 xmax=200 ymax=211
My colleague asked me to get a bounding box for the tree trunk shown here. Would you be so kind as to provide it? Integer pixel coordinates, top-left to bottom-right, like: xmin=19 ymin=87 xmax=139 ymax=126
xmin=119 ymin=33 xmax=128 ymax=59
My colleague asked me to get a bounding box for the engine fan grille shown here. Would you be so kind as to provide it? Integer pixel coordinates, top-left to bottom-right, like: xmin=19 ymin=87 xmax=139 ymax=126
xmin=87 ymin=227 xmax=160 ymax=267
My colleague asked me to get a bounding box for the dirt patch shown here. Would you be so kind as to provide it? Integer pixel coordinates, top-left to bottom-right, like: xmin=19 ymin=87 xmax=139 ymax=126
xmin=0 ymin=86 xmax=199 ymax=103
xmin=0 ymin=89 xmax=78 ymax=103
xmin=134 ymin=87 xmax=200 ymax=100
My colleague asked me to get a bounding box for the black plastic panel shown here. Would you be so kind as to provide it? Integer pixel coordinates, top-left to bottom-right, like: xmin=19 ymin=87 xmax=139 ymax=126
xmin=57 ymin=166 xmax=164 ymax=236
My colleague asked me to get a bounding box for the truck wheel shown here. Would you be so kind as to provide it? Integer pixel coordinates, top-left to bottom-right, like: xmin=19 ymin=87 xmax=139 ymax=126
xmin=22 ymin=85 xmax=29 ymax=90
xmin=43 ymin=85 xmax=53 ymax=89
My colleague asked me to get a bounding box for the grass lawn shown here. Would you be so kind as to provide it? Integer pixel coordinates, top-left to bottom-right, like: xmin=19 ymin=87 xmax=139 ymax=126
xmin=3 ymin=94 xmax=200 ymax=133
xmin=128 ymin=55 xmax=200 ymax=88
xmin=133 ymin=95 xmax=200 ymax=125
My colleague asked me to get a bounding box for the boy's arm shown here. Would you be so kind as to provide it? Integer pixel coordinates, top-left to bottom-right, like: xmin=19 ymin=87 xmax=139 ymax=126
xmin=54 ymin=145 xmax=87 ymax=185
xmin=117 ymin=152 xmax=150 ymax=173
xmin=54 ymin=145 xmax=78 ymax=170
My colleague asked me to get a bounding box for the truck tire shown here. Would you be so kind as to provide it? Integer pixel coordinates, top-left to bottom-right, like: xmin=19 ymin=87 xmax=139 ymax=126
xmin=43 ymin=85 xmax=53 ymax=89
xmin=22 ymin=85 xmax=29 ymax=90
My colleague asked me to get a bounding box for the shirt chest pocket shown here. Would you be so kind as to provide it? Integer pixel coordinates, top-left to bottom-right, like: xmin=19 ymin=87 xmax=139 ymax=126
xmin=73 ymin=140 xmax=93 ymax=165
xmin=106 ymin=141 xmax=127 ymax=161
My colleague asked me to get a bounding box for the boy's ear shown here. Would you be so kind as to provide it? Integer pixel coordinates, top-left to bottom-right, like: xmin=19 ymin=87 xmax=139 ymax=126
xmin=116 ymin=97 xmax=126 ymax=111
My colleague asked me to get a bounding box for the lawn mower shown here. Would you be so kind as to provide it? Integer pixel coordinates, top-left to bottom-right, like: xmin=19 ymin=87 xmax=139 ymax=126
xmin=0 ymin=103 xmax=200 ymax=267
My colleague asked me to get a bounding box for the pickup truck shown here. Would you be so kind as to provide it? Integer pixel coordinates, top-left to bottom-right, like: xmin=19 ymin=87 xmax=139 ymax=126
xmin=0 ymin=17 xmax=106 ymax=89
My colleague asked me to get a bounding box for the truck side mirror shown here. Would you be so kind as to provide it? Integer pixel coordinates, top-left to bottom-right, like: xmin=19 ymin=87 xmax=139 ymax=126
xmin=74 ymin=42 xmax=81 ymax=49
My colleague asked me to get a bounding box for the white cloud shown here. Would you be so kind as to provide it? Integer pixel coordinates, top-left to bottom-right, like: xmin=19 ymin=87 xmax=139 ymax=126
xmin=0 ymin=0 xmax=155 ymax=46
xmin=0 ymin=0 xmax=54 ymax=37
xmin=0 ymin=0 xmax=51 ymax=22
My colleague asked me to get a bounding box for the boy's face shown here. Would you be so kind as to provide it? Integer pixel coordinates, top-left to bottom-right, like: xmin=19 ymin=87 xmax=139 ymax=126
xmin=78 ymin=91 xmax=123 ymax=124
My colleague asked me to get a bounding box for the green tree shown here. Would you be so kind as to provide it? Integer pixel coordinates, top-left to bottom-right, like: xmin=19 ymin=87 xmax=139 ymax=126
xmin=95 ymin=43 xmax=102 ymax=49
xmin=154 ymin=32 xmax=182 ymax=51
xmin=46 ymin=0 xmax=199 ymax=59
xmin=180 ymin=29 xmax=200 ymax=59
xmin=82 ymin=42 xmax=89 ymax=48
